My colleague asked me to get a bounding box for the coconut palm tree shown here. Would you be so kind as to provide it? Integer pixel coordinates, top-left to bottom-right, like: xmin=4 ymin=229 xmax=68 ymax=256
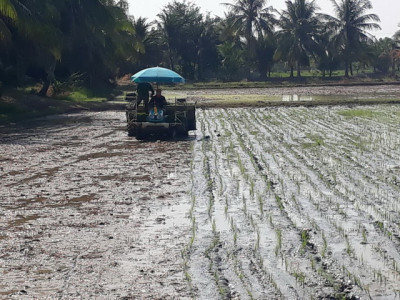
xmin=60 ymin=0 xmax=135 ymax=87
xmin=156 ymin=1 xmax=206 ymax=78
xmin=130 ymin=17 xmax=162 ymax=70
xmin=394 ymin=24 xmax=400 ymax=41
xmin=222 ymin=0 xmax=276 ymax=56
xmin=325 ymin=0 xmax=381 ymax=77
xmin=276 ymin=0 xmax=322 ymax=77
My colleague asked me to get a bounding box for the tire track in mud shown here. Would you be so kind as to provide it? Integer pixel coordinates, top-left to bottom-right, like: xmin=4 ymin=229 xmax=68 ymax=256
xmin=190 ymin=106 xmax=400 ymax=300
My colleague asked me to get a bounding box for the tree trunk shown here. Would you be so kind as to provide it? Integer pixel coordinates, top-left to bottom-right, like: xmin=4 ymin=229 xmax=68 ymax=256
xmin=297 ymin=62 xmax=301 ymax=77
xmin=350 ymin=63 xmax=353 ymax=76
xmin=38 ymin=59 xmax=56 ymax=97
xmin=392 ymin=55 xmax=396 ymax=76
xmin=290 ymin=66 xmax=294 ymax=78
xmin=344 ymin=61 xmax=349 ymax=78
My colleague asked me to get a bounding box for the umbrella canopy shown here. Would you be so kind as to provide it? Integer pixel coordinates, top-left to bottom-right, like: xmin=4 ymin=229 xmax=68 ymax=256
xmin=131 ymin=67 xmax=185 ymax=84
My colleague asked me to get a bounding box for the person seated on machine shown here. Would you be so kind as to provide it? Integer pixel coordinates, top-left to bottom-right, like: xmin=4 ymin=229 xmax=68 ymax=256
xmin=148 ymin=88 xmax=167 ymax=121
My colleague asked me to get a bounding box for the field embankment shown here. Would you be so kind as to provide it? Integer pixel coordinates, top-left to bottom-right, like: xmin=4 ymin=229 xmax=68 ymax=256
xmin=0 ymin=89 xmax=125 ymax=125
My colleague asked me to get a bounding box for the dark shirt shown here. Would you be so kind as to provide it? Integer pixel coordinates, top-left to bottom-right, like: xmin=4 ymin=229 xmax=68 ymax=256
xmin=149 ymin=95 xmax=167 ymax=108
xmin=136 ymin=82 xmax=154 ymax=97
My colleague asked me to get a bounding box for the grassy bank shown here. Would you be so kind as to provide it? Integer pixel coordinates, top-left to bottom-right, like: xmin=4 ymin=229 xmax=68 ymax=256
xmin=178 ymin=75 xmax=400 ymax=90
xmin=0 ymin=88 xmax=124 ymax=125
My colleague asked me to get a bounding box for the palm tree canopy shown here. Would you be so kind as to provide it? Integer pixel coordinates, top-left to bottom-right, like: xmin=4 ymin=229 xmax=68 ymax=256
xmin=276 ymin=0 xmax=322 ymax=71
xmin=222 ymin=0 xmax=276 ymax=42
xmin=326 ymin=0 xmax=381 ymax=47
xmin=394 ymin=24 xmax=400 ymax=41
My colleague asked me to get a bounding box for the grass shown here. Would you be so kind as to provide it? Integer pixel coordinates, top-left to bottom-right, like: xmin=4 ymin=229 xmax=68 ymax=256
xmin=56 ymin=88 xmax=109 ymax=102
xmin=304 ymin=133 xmax=325 ymax=147
xmin=337 ymin=109 xmax=383 ymax=119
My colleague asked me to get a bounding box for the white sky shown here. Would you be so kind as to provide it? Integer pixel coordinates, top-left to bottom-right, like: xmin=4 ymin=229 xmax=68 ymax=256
xmin=127 ymin=0 xmax=399 ymax=39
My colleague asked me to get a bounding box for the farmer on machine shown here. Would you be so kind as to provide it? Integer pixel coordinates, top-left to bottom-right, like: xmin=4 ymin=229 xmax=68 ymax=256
xmin=136 ymin=82 xmax=154 ymax=111
xmin=148 ymin=88 xmax=167 ymax=121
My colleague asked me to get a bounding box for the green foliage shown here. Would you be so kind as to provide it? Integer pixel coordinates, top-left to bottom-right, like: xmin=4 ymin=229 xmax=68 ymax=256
xmin=0 ymin=0 xmax=394 ymax=95
xmin=325 ymin=0 xmax=381 ymax=77
xmin=276 ymin=0 xmax=322 ymax=77
xmin=156 ymin=1 xmax=220 ymax=80
xmin=0 ymin=0 xmax=138 ymax=94
xmin=52 ymin=73 xmax=84 ymax=96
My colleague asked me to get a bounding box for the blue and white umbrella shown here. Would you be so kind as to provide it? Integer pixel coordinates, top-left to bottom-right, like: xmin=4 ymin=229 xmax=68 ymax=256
xmin=131 ymin=67 xmax=185 ymax=84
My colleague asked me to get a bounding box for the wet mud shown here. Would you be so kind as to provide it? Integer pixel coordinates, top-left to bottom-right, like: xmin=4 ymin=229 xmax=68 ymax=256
xmin=0 ymin=112 xmax=193 ymax=299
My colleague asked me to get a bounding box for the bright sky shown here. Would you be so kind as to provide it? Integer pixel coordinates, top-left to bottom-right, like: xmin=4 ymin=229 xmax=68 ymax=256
xmin=127 ymin=0 xmax=399 ymax=39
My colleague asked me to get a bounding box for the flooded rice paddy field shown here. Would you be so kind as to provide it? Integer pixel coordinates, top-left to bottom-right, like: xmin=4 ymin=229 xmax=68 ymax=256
xmin=1 ymin=94 xmax=400 ymax=299
xmin=192 ymin=105 xmax=400 ymax=299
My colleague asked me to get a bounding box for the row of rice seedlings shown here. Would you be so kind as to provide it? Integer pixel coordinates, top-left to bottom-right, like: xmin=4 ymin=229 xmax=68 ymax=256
xmin=186 ymin=110 xmax=224 ymax=297
xmin=183 ymin=113 xmax=202 ymax=295
xmin=212 ymin=108 xmax=394 ymax=298
xmin=201 ymin=110 xmax=264 ymax=298
xmin=202 ymin=115 xmax=234 ymax=299
xmin=247 ymin=109 xmax=380 ymax=295
xmin=282 ymin=108 xmax=400 ymax=292
xmin=243 ymin=108 xmax=368 ymax=297
xmin=182 ymin=215 xmax=197 ymax=294
xmin=212 ymin=110 xmax=294 ymax=297
xmin=289 ymin=112 xmax=400 ymax=248
xmin=230 ymin=110 xmax=326 ymax=295
xmin=204 ymin=218 xmax=230 ymax=299
xmin=270 ymin=107 xmax=400 ymax=293
xmin=206 ymin=110 xmax=289 ymax=297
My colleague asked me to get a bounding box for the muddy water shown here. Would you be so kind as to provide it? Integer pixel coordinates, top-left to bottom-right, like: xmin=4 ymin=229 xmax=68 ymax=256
xmin=0 ymin=112 xmax=193 ymax=299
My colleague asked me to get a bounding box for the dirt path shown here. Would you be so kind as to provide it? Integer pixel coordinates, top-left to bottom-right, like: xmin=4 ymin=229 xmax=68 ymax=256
xmin=0 ymin=112 xmax=193 ymax=299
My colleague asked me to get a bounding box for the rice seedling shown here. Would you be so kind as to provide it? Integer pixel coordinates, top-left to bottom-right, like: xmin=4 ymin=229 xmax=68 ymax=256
xmin=275 ymin=195 xmax=284 ymax=212
xmin=275 ymin=229 xmax=282 ymax=256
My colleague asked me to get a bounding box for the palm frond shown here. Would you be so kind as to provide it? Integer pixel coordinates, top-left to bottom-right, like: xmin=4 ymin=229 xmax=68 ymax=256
xmin=0 ymin=0 xmax=17 ymax=21
xmin=0 ymin=18 xmax=12 ymax=42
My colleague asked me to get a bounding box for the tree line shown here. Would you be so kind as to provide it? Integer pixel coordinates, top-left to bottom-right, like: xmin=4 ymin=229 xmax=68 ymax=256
xmin=0 ymin=0 xmax=399 ymax=95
